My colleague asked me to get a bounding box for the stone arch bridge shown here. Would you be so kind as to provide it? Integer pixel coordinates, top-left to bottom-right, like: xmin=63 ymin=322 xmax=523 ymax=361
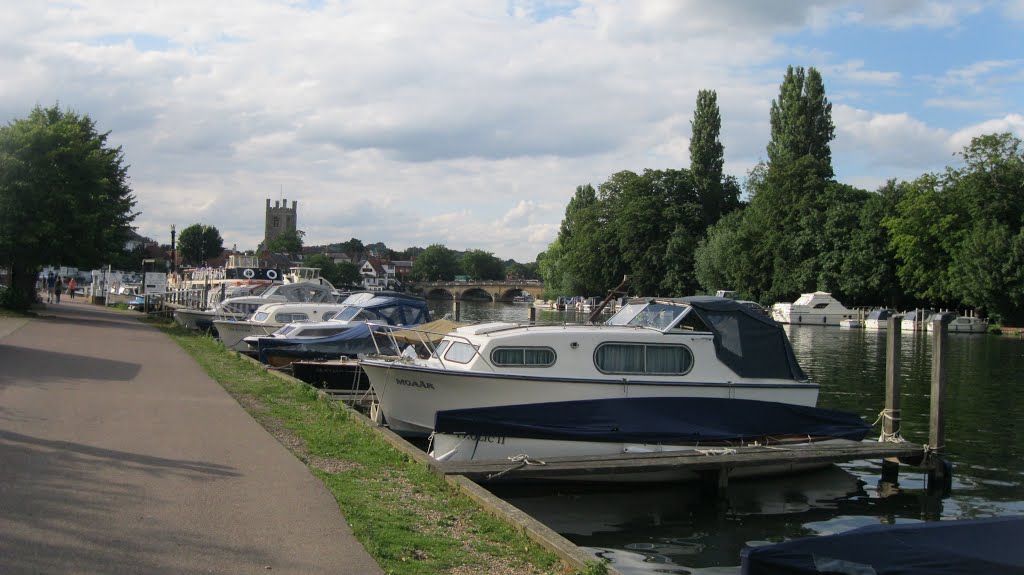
xmin=414 ymin=281 xmax=544 ymax=302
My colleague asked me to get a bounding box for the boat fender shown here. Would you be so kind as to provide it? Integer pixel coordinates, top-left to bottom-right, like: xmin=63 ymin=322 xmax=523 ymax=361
xmin=243 ymin=268 xmax=255 ymax=279
xmin=266 ymin=269 xmax=278 ymax=280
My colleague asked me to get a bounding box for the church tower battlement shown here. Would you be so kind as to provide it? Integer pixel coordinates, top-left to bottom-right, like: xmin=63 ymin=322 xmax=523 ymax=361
xmin=265 ymin=198 xmax=297 ymax=247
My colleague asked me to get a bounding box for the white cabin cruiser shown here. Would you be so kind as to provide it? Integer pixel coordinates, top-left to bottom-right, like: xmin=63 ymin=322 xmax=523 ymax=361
xmin=900 ymin=308 xmax=935 ymax=331
xmin=173 ymin=280 xmax=340 ymax=332
xmin=213 ymin=300 xmax=354 ymax=352
xmin=926 ymin=312 xmax=989 ymax=334
xmin=361 ymin=296 xmax=817 ymax=437
xmin=863 ymin=308 xmax=897 ymax=330
xmin=770 ymin=292 xmax=858 ymax=326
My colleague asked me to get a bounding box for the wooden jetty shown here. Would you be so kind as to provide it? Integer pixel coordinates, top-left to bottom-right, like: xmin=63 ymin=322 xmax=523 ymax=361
xmin=437 ymin=439 xmax=926 ymax=485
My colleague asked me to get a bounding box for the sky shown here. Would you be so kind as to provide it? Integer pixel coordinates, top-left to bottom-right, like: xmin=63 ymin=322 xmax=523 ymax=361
xmin=2 ymin=1 xmax=1022 ymax=263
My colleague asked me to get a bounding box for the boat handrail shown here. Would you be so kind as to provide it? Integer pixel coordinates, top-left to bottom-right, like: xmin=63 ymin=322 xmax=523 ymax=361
xmin=370 ymin=323 xmax=497 ymax=373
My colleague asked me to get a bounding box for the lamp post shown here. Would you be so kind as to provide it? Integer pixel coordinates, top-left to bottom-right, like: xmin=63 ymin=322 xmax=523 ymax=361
xmin=170 ymin=224 xmax=176 ymax=273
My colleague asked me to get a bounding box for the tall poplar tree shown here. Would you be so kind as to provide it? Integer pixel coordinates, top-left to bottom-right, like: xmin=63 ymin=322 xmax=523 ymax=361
xmin=689 ymin=89 xmax=726 ymax=222
xmin=767 ymin=66 xmax=835 ymax=179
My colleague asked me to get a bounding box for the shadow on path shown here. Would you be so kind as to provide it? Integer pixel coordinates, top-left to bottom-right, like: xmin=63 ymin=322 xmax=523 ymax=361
xmin=0 ymin=345 xmax=141 ymax=388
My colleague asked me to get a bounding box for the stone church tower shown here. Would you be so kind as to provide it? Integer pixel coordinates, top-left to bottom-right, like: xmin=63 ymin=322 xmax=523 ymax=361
xmin=264 ymin=198 xmax=298 ymax=246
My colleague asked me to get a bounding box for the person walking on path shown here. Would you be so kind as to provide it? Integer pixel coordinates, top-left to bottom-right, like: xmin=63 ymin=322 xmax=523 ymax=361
xmin=53 ymin=276 xmax=63 ymax=303
xmin=68 ymin=277 xmax=76 ymax=300
xmin=46 ymin=272 xmax=55 ymax=303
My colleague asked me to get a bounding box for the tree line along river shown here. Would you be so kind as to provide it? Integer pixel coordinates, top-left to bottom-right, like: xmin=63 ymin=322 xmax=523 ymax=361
xmin=425 ymin=300 xmax=1024 ymax=574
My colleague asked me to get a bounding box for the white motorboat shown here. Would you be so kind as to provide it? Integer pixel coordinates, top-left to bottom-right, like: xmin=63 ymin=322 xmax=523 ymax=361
xmin=925 ymin=313 xmax=989 ymax=334
xmin=213 ymin=300 xmax=355 ymax=352
xmin=863 ymin=308 xmax=897 ymax=330
xmin=838 ymin=318 xmax=863 ymax=328
xmin=173 ymin=280 xmax=340 ymax=332
xmin=770 ymin=291 xmax=858 ymax=326
xmin=900 ymin=308 xmax=935 ymax=331
xmin=361 ymin=296 xmax=817 ymax=437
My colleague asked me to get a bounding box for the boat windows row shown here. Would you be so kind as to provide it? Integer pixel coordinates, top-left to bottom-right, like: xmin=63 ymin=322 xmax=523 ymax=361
xmin=433 ymin=341 xmax=693 ymax=374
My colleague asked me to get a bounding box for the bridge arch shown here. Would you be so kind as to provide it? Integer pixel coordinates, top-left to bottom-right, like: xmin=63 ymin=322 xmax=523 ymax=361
xmin=426 ymin=288 xmax=454 ymax=300
xmin=460 ymin=287 xmax=494 ymax=302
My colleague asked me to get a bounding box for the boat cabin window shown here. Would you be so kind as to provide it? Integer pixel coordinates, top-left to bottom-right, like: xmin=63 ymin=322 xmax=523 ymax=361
xmin=672 ymin=309 xmax=710 ymax=332
xmin=431 ymin=340 xmax=451 ymax=359
xmin=491 ymin=347 xmax=556 ymax=367
xmin=322 ymin=311 xmax=339 ymax=321
xmin=294 ymin=327 xmax=347 ymax=338
xmin=275 ymin=313 xmax=309 ymax=323
xmin=444 ymin=342 xmax=477 ymax=364
xmin=813 ymin=303 xmax=830 ymax=309
xmin=274 ymin=325 xmax=297 ymax=336
xmin=253 ymin=312 xmax=270 ymax=322
xmin=594 ymin=343 xmax=693 ymax=375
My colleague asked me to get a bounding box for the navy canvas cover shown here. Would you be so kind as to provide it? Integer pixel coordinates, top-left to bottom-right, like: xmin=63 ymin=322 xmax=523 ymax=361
xmin=433 ymin=397 xmax=870 ymax=443
xmin=257 ymin=322 xmax=396 ymax=363
xmin=741 ymin=515 xmax=1024 ymax=574
xmin=680 ymin=296 xmax=807 ymax=381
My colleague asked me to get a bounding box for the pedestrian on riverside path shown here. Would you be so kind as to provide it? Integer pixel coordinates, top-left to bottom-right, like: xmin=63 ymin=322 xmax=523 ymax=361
xmin=46 ymin=273 xmax=55 ymax=303
xmin=68 ymin=277 xmax=77 ymax=300
xmin=54 ymin=276 xmax=64 ymax=304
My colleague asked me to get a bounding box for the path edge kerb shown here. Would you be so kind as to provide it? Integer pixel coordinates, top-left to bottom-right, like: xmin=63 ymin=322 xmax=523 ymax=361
xmin=239 ymin=353 xmax=618 ymax=575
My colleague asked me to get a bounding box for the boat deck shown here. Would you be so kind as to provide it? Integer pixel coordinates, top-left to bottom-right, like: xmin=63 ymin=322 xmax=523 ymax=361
xmin=436 ymin=439 xmax=926 ymax=484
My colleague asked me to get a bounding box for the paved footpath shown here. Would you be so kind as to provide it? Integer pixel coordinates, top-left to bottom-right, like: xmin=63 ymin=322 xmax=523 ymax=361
xmin=0 ymin=300 xmax=383 ymax=575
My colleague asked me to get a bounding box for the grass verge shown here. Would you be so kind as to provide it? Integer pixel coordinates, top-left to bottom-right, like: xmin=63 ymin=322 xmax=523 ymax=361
xmin=152 ymin=319 xmax=608 ymax=575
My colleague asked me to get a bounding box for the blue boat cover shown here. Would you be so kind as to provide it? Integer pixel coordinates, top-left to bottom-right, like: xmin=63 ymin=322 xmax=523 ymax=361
xmin=741 ymin=515 xmax=1024 ymax=574
xmin=680 ymin=296 xmax=807 ymax=381
xmin=257 ymin=322 xmax=397 ymax=363
xmin=433 ymin=397 xmax=870 ymax=443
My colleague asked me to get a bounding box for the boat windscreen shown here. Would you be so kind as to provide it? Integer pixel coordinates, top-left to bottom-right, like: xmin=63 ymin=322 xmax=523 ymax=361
xmin=606 ymin=302 xmax=685 ymax=331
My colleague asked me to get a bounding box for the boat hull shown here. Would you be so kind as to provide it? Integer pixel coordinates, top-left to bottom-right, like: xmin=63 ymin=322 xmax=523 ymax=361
xmin=213 ymin=320 xmax=277 ymax=352
xmin=362 ymin=361 xmax=819 ymax=437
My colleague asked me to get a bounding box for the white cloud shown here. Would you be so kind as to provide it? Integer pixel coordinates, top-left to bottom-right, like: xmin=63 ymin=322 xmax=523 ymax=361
xmin=948 ymin=114 xmax=1024 ymax=151
xmin=1 ymin=1 xmax=1017 ymax=262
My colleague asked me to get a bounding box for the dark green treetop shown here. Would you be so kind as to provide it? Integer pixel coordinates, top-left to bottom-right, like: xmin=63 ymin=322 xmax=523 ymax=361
xmin=0 ymin=104 xmax=136 ymax=307
xmin=177 ymin=224 xmax=224 ymax=266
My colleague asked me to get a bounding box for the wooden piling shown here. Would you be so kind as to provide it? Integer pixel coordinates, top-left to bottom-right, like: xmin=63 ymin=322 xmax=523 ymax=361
xmin=529 ymin=306 xmax=536 ymax=324
xmin=884 ymin=314 xmax=902 ymax=442
xmin=452 ymin=300 xmax=461 ymax=322
xmin=929 ymin=316 xmax=948 ymax=452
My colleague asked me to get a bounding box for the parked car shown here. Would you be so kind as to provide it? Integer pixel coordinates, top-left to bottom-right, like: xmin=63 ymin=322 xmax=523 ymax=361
xmin=127 ymin=294 xmax=163 ymax=311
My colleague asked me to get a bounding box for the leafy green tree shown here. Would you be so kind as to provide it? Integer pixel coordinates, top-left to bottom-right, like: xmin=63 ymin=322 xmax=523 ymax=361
xmin=460 ymin=249 xmax=505 ymax=280
xmin=177 ymin=224 xmax=224 ymax=266
xmin=411 ymin=244 xmax=458 ymax=281
xmin=334 ymin=238 xmax=365 ymax=259
xmin=0 ymin=104 xmax=137 ymax=307
xmin=839 ymin=180 xmax=906 ymax=307
xmin=266 ymin=229 xmax=304 ymax=255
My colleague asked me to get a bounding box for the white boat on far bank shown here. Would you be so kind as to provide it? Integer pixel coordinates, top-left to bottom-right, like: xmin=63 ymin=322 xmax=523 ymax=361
xmin=863 ymin=308 xmax=897 ymax=330
xmin=770 ymin=292 xmax=858 ymax=326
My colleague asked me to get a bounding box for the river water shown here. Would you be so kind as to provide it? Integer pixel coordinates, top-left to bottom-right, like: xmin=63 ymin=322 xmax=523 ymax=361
xmin=425 ymin=300 xmax=1024 ymax=574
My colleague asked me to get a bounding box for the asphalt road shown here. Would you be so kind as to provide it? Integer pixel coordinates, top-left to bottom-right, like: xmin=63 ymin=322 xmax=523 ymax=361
xmin=0 ymin=300 xmax=383 ymax=575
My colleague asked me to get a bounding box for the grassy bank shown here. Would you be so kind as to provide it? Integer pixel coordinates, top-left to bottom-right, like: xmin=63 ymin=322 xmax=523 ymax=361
xmin=153 ymin=320 xmax=607 ymax=575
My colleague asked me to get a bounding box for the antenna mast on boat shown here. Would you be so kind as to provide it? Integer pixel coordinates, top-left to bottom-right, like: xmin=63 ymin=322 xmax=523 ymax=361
xmin=588 ymin=275 xmax=630 ymax=324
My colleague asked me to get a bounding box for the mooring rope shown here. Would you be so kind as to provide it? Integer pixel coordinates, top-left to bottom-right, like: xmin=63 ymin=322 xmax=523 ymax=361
xmin=486 ymin=453 xmax=546 ymax=481
xmin=873 ymin=408 xmax=906 ymax=443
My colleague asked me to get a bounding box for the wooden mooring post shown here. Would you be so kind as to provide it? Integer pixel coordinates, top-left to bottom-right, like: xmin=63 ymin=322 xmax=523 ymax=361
xmin=451 ymin=300 xmax=461 ymax=322
xmin=879 ymin=312 xmax=951 ymax=495
xmin=928 ymin=314 xmax=953 ymax=494
xmin=880 ymin=314 xmax=903 ymax=489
